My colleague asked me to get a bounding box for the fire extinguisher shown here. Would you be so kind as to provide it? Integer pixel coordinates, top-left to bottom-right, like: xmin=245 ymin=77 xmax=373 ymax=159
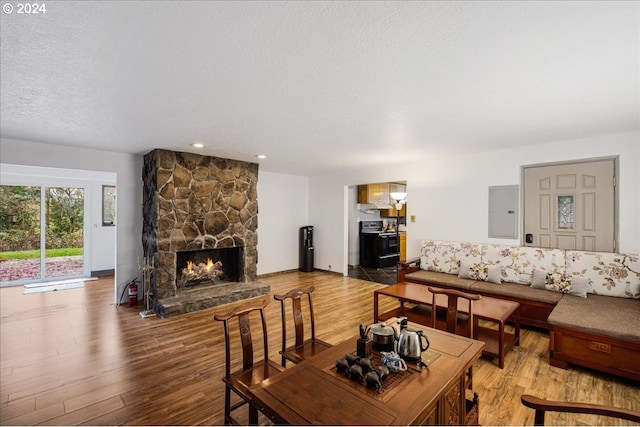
xmin=128 ymin=280 xmax=138 ymax=306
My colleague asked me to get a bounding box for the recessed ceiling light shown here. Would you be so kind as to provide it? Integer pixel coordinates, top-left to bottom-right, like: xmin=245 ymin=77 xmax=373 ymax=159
xmin=255 ymin=154 xmax=267 ymax=159
xmin=192 ymin=143 xmax=204 ymax=148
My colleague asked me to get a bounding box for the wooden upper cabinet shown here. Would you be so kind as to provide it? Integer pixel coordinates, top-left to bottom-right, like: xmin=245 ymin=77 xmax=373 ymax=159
xmin=358 ymin=183 xmax=407 ymax=217
xmin=380 ymin=204 xmax=406 ymax=218
xmin=358 ymin=184 xmax=390 ymax=206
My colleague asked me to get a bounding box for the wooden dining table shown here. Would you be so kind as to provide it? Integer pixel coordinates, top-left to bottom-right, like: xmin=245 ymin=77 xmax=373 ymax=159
xmin=247 ymin=318 xmax=485 ymax=425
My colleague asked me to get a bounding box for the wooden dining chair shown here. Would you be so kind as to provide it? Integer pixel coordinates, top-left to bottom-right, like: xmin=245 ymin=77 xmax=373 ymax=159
xmin=273 ymin=286 xmax=332 ymax=367
xmin=213 ymin=298 xmax=283 ymax=425
xmin=521 ymin=394 xmax=640 ymax=425
xmin=427 ymin=286 xmax=481 ymax=388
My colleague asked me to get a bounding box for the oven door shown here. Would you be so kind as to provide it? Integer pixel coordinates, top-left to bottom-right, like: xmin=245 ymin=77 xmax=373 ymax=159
xmin=359 ymin=233 xmax=379 ymax=268
xmin=378 ymin=235 xmax=399 ymax=267
xmin=378 ymin=234 xmax=398 ymax=255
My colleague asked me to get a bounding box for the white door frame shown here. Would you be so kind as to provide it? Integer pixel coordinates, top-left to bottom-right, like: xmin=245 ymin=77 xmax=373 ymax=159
xmin=1 ymin=164 xmax=117 ymax=286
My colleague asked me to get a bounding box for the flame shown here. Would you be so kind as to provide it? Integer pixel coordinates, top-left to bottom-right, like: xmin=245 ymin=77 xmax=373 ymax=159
xmin=186 ymin=260 xmax=194 ymax=272
xmin=206 ymin=258 xmax=214 ymax=270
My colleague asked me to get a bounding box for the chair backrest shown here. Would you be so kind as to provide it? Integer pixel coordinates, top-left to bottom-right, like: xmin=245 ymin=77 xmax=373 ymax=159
xmin=213 ymin=298 xmax=270 ymax=378
xmin=273 ymin=286 xmax=317 ymax=348
xmin=521 ymin=394 xmax=640 ymax=425
xmin=427 ymin=286 xmax=481 ymax=337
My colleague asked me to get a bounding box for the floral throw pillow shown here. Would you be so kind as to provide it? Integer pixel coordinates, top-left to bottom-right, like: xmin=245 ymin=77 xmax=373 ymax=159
xmin=531 ymin=269 xmax=588 ymax=297
xmin=547 ymin=273 xmax=590 ymax=297
xmin=459 ymin=261 xmax=501 ymax=283
xmin=470 ymin=263 xmax=489 ymax=281
xmin=545 ymin=272 xmax=572 ymax=294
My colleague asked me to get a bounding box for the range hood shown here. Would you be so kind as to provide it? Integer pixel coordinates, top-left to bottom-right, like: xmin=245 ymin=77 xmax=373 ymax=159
xmin=357 ymin=202 xmax=393 ymax=213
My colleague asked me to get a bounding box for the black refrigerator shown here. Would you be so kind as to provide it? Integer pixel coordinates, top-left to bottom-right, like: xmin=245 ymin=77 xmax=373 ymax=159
xmin=299 ymin=226 xmax=314 ymax=272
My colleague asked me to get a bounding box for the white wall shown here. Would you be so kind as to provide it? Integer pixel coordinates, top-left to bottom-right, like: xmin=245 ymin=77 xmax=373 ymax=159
xmin=256 ymin=170 xmax=309 ymax=275
xmin=90 ymin=183 xmax=116 ymax=271
xmin=309 ymin=131 xmax=640 ymax=275
xmin=0 ymin=138 xmax=142 ymax=302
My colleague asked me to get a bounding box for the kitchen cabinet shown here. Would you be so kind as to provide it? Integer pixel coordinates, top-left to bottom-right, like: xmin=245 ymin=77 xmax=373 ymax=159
xmin=400 ymin=232 xmax=406 ymax=261
xmin=380 ymin=183 xmax=407 ymax=217
xmin=380 ymin=203 xmax=406 ymax=218
xmin=358 ymin=184 xmax=390 ymax=206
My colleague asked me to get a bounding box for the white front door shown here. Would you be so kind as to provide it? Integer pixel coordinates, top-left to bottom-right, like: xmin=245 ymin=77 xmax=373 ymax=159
xmin=523 ymin=159 xmax=616 ymax=252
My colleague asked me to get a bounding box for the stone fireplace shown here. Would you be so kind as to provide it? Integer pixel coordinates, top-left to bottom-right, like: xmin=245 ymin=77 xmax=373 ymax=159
xmin=142 ymin=149 xmax=270 ymax=317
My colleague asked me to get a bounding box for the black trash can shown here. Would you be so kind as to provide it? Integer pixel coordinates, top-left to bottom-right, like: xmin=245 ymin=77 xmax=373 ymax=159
xmin=299 ymin=226 xmax=314 ymax=272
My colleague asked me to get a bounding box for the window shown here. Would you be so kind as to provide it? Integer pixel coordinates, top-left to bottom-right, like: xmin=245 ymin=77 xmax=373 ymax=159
xmin=556 ymin=195 xmax=574 ymax=230
xmin=102 ymin=185 xmax=116 ymax=226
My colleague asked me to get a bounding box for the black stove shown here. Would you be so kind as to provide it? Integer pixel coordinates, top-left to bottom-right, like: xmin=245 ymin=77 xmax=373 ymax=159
xmin=359 ymin=221 xmax=399 ymax=268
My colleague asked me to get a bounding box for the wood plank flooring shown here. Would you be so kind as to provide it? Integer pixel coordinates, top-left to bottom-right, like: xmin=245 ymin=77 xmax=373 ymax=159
xmin=1 ymin=272 xmax=638 ymax=426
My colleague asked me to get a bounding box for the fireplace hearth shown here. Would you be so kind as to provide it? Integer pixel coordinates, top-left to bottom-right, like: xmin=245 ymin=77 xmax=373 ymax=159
xmin=142 ymin=149 xmax=270 ymax=317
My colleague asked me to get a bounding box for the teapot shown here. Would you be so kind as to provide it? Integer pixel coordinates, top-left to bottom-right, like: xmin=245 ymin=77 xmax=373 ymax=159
xmin=396 ymin=317 xmax=430 ymax=363
xmin=369 ymin=322 xmax=397 ymax=352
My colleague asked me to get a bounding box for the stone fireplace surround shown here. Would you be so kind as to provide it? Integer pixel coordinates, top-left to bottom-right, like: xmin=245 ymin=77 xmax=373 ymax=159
xmin=142 ymin=149 xmax=270 ymax=317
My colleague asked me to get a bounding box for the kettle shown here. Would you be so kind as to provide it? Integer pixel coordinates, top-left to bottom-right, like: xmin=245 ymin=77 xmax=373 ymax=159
xmin=396 ymin=317 xmax=430 ymax=363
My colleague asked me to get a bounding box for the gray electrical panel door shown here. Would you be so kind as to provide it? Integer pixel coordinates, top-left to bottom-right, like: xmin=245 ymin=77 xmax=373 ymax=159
xmin=488 ymin=185 xmax=518 ymax=239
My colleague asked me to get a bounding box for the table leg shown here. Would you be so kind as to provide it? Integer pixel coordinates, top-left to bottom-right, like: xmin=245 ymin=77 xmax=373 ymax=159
xmin=498 ymin=320 xmax=505 ymax=369
xmin=514 ymin=309 xmax=521 ymax=347
xmin=374 ymin=291 xmax=379 ymax=323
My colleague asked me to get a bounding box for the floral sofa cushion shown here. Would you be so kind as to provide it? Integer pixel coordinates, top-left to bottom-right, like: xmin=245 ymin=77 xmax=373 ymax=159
xmin=565 ymin=251 xmax=640 ymax=299
xmin=418 ymin=240 xmax=639 ymax=300
xmin=481 ymin=245 xmax=565 ymax=285
xmin=420 ymin=240 xmax=482 ymax=274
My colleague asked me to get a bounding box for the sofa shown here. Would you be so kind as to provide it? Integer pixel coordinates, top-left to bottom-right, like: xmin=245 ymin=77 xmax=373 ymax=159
xmin=398 ymin=240 xmax=640 ymax=381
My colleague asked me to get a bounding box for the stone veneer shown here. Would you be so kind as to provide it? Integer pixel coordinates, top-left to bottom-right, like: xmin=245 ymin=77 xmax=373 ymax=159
xmin=142 ymin=149 xmax=269 ymax=317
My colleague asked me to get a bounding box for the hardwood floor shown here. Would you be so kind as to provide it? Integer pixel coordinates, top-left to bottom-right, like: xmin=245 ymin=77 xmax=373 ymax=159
xmin=1 ymin=272 xmax=638 ymax=426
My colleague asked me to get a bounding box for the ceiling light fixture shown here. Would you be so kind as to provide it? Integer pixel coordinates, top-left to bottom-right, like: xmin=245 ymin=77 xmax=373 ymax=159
xmin=255 ymin=154 xmax=267 ymax=159
xmin=192 ymin=143 xmax=204 ymax=148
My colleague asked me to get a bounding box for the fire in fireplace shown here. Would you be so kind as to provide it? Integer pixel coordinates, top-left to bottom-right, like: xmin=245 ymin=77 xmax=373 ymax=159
xmin=176 ymin=247 xmax=243 ymax=289
xmin=182 ymin=258 xmax=224 ymax=284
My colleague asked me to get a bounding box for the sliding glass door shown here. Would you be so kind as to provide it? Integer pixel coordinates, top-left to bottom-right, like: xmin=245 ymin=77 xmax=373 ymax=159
xmin=0 ymin=185 xmax=85 ymax=285
xmin=44 ymin=187 xmax=85 ymax=279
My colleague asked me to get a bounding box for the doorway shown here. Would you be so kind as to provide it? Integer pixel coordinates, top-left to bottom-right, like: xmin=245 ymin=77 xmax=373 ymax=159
xmin=347 ymin=181 xmax=407 ymax=285
xmin=522 ymin=157 xmax=617 ymax=252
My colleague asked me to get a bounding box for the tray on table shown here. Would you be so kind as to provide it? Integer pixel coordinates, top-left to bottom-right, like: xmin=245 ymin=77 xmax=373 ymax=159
xmin=323 ymin=350 xmax=441 ymax=403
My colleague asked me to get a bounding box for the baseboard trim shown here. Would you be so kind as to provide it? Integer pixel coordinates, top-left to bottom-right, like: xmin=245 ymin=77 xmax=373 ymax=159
xmin=311 ymin=269 xmax=343 ymax=276
xmin=91 ymin=269 xmax=115 ymax=277
xmin=258 ymin=269 xmax=299 ymax=279
xmin=258 ymin=269 xmax=342 ymax=279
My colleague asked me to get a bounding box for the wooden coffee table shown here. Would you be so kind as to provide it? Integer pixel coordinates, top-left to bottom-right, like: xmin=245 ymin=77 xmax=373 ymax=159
xmin=374 ymin=282 xmax=520 ymax=368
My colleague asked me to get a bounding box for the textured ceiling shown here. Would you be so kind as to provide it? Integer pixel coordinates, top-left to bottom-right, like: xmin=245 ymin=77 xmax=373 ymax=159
xmin=1 ymin=1 xmax=638 ymax=175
